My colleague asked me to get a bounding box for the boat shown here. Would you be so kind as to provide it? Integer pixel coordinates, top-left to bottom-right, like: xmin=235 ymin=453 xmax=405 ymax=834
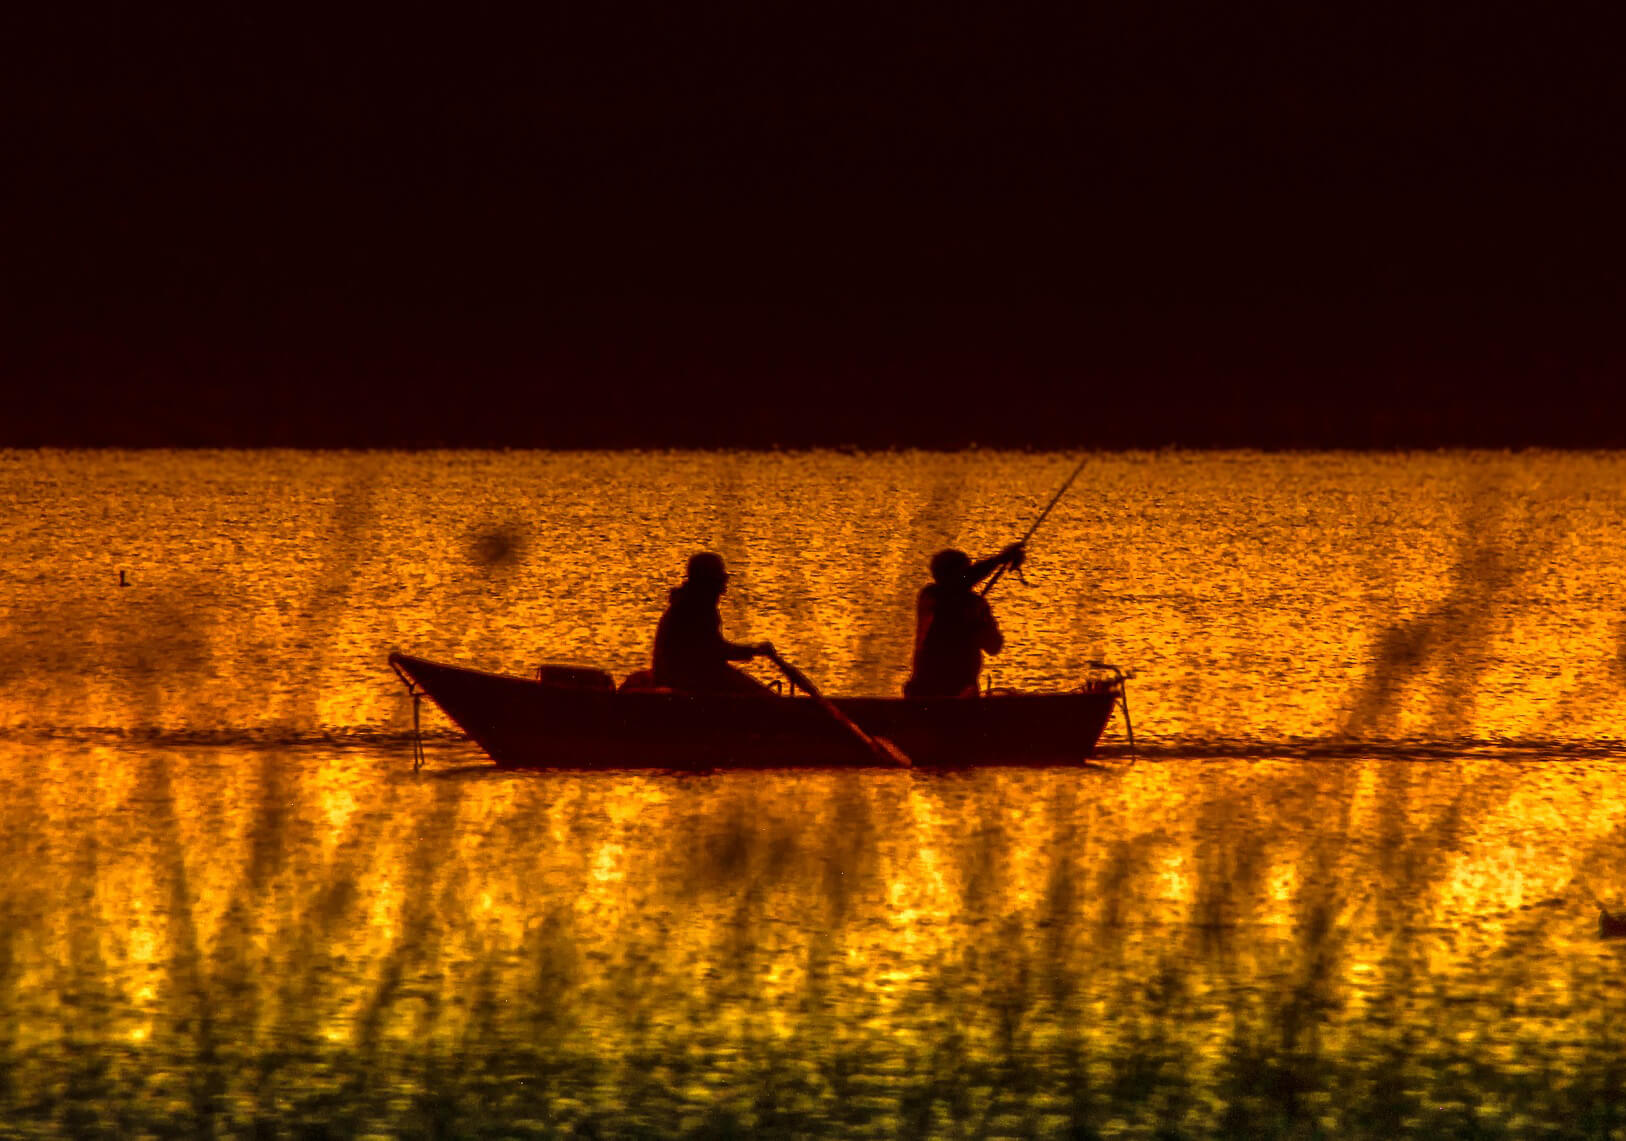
xmin=388 ymin=652 xmax=1128 ymax=769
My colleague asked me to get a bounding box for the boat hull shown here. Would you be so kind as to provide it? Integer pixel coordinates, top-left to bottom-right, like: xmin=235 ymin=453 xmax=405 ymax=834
xmin=389 ymin=653 xmax=1120 ymax=769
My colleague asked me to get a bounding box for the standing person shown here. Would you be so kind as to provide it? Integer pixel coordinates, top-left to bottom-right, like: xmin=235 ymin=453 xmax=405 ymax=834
xmin=903 ymin=543 xmax=1024 ymax=698
xmin=652 ymin=552 xmax=776 ymax=695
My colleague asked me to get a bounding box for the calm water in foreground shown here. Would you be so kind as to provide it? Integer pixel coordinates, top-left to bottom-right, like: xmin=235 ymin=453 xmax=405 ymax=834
xmin=3 ymin=449 xmax=1625 ymax=1138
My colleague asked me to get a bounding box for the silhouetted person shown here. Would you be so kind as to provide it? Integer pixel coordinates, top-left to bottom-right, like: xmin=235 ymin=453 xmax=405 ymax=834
xmin=652 ymin=552 xmax=776 ymax=696
xmin=903 ymin=543 xmax=1024 ymax=698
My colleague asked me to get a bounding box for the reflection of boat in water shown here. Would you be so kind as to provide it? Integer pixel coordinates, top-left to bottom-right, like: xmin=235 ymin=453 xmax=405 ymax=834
xmin=389 ymin=652 xmax=1126 ymax=769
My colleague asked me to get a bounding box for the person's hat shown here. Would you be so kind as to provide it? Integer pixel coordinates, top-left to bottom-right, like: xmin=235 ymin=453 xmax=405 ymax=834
xmin=686 ymin=551 xmax=729 ymax=587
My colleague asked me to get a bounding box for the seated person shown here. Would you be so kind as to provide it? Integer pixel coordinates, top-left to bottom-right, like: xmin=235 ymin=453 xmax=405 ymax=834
xmin=651 ymin=552 xmax=776 ymax=696
xmin=903 ymin=543 xmax=1023 ymax=698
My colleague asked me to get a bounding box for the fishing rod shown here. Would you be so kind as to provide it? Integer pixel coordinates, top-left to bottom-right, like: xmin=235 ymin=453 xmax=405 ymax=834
xmin=977 ymin=455 xmax=1138 ymax=765
xmin=981 ymin=454 xmax=1090 ymax=597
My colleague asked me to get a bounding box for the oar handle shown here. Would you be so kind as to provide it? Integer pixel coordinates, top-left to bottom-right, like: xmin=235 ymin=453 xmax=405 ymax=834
xmin=766 ymin=652 xmax=820 ymax=699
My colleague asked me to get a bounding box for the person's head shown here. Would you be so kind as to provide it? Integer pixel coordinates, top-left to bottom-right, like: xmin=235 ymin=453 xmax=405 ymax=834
xmin=930 ymin=548 xmax=971 ymax=586
xmin=685 ymin=551 xmax=729 ymax=594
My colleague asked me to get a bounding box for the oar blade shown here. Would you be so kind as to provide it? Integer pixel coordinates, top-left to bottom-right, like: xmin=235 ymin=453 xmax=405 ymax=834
xmin=872 ymin=733 xmax=913 ymax=769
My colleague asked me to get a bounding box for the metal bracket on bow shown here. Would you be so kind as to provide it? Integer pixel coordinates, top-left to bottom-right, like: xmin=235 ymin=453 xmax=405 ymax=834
xmin=1088 ymin=660 xmax=1136 ymax=763
xmin=389 ymin=657 xmax=428 ymax=772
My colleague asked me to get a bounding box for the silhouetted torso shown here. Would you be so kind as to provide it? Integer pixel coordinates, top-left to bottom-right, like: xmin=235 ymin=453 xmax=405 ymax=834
xmin=652 ymin=582 xmax=764 ymax=695
xmin=904 ymin=583 xmax=1004 ymax=698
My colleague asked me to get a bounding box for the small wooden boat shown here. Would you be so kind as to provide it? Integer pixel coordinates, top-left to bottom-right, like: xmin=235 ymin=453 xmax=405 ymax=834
xmin=388 ymin=652 xmax=1127 ymax=769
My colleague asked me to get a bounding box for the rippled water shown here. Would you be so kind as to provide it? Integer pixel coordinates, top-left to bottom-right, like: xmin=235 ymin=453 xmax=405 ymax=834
xmin=3 ymin=449 xmax=1625 ymax=1137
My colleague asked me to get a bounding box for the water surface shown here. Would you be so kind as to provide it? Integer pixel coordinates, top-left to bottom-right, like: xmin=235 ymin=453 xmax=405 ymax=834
xmin=2 ymin=449 xmax=1624 ymax=1137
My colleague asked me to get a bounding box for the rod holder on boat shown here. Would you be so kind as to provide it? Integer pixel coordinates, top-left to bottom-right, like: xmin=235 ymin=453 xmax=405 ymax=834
xmin=1088 ymin=660 xmax=1136 ymax=762
xmin=389 ymin=656 xmax=428 ymax=772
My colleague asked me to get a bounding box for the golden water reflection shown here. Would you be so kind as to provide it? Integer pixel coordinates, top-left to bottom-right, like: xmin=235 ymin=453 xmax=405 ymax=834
xmin=4 ymin=744 xmax=1625 ymax=1135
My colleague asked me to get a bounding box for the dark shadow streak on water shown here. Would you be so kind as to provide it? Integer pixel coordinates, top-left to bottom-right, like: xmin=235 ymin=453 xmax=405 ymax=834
xmin=0 ymin=727 xmax=470 ymax=749
xmin=1106 ymin=738 xmax=1625 ymax=762
xmin=1342 ymin=480 xmax=1563 ymax=741
xmin=4 ymin=725 xmax=1619 ymax=763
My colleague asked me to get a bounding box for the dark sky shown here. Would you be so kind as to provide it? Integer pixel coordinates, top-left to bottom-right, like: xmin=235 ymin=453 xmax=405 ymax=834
xmin=6 ymin=3 xmax=1624 ymax=446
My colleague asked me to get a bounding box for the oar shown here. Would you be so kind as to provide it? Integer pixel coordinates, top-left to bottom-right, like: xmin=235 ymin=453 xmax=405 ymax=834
xmin=767 ymin=651 xmax=912 ymax=768
xmin=981 ymin=453 xmax=1090 ymax=597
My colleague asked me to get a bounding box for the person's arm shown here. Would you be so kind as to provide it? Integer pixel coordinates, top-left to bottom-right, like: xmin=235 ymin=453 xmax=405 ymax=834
xmin=964 ymin=542 xmax=1024 ymax=588
xmin=721 ymin=638 xmax=773 ymax=662
xmin=704 ymin=603 xmax=773 ymax=662
xmin=912 ymin=587 xmax=935 ymax=654
xmin=978 ymin=599 xmax=1005 ymax=655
